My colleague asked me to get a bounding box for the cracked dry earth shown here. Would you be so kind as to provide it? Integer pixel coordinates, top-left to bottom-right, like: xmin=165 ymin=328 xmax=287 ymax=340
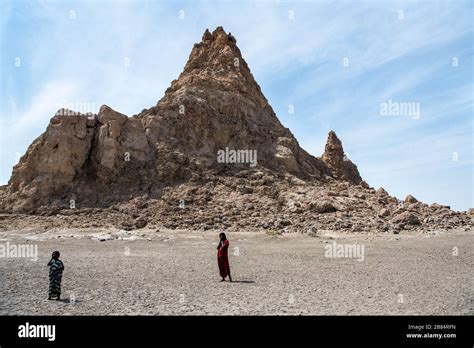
xmin=0 ymin=228 xmax=472 ymax=315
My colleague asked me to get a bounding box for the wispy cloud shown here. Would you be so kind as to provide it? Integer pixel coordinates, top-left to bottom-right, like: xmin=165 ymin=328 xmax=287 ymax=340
xmin=9 ymin=81 xmax=78 ymax=130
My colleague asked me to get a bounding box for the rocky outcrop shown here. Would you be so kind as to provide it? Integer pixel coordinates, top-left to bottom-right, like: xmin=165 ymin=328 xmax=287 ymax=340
xmin=141 ymin=26 xmax=328 ymax=179
xmin=321 ymin=131 xmax=362 ymax=184
xmin=0 ymin=27 xmax=471 ymax=235
xmin=0 ymin=27 xmax=335 ymax=213
xmin=93 ymin=105 xmax=151 ymax=184
xmin=3 ymin=105 xmax=154 ymax=211
xmin=5 ymin=110 xmax=95 ymax=211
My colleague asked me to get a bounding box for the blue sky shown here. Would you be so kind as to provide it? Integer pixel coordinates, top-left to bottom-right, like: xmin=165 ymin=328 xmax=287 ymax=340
xmin=1 ymin=0 xmax=472 ymax=211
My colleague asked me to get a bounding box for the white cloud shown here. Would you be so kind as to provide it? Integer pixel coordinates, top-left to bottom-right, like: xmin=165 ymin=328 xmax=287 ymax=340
xmin=9 ymin=81 xmax=78 ymax=130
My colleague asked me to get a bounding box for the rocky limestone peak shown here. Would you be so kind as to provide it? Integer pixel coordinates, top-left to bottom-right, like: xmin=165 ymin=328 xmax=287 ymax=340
xmin=188 ymin=26 xmax=240 ymax=72
xmin=142 ymin=26 xmax=331 ymax=179
xmin=322 ymin=131 xmax=362 ymax=184
xmin=2 ymin=27 xmax=369 ymax=213
xmin=160 ymin=27 xmax=268 ymax=110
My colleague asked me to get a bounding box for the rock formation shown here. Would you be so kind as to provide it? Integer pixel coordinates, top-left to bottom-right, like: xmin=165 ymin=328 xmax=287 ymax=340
xmin=321 ymin=131 xmax=361 ymax=184
xmin=1 ymin=26 xmax=332 ymax=212
xmin=0 ymin=27 xmax=471 ymax=234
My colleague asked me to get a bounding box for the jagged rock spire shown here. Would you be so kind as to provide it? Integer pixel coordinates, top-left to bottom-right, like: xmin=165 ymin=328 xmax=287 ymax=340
xmin=322 ymin=131 xmax=362 ymax=184
xmin=160 ymin=26 xmax=269 ymax=110
xmin=322 ymin=131 xmax=344 ymax=163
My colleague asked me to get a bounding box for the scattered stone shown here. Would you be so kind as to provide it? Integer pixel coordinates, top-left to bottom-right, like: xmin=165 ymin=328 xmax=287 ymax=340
xmin=404 ymin=195 xmax=418 ymax=204
xmin=391 ymin=211 xmax=421 ymax=226
xmin=275 ymin=219 xmax=291 ymax=228
xmin=307 ymin=225 xmax=318 ymax=237
xmin=134 ymin=217 xmax=148 ymax=229
xmin=430 ymin=203 xmax=450 ymax=210
xmin=311 ymin=201 xmax=337 ymax=213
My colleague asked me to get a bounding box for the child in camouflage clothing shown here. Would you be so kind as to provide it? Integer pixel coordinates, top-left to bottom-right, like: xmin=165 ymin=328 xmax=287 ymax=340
xmin=47 ymin=251 xmax=64 ymax=300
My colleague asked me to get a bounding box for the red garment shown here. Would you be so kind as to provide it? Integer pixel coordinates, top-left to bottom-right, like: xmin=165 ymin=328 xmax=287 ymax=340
xmin=217 ymin=239 xmax=230 ymax=278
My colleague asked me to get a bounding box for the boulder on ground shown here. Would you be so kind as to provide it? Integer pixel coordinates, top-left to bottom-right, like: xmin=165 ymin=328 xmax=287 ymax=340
xmin=311 ymin=201 xmax=337 ymax=213
xmin=391 ymin=211 xmax=420 ymax=225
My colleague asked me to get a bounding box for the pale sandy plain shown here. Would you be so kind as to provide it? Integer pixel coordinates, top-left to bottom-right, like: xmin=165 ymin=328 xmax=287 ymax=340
xmin=0 ymin=227 xmax=472 ymax=315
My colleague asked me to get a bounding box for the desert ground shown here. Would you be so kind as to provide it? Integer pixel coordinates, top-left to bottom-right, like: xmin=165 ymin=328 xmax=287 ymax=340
xmin=0 ymin=227 xmax=472 ymax=315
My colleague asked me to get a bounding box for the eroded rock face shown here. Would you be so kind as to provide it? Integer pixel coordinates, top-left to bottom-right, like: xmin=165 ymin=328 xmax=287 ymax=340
xmin=93 ymin=105 xmax=150 ymax=183
xmin=0 ymin=27 xmax=471 ymax=234
xmin=5 ymin=110 xmax=95 ymax=211
xmin=2 ymin=104 xmax=155 ymax=211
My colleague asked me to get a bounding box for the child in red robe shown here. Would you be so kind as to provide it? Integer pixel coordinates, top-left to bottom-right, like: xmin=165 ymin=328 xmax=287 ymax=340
xmin=217 ymin=232 xmax=232 ymax=282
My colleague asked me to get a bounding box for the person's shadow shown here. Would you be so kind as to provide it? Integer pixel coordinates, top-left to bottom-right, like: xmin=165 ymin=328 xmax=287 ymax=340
xmin=56 ymin=298 xmax=82 ymax=304
xmin=230 ymin=280 xmax=255 ymax=284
